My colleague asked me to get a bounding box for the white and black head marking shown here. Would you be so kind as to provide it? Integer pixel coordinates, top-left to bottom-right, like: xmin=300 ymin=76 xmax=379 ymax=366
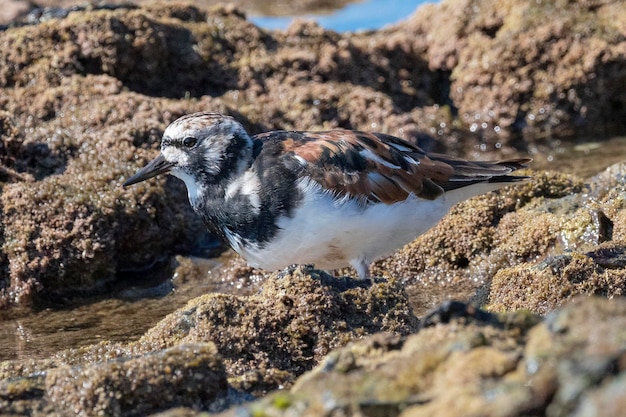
xmin=161 ymin=112 xmax=252 ymax=182
xmin=122 ymin=112 xmax=254 ymax=206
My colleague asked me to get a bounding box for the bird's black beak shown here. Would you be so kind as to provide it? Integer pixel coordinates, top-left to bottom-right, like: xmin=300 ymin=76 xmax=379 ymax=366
xmin=123 ymin=153 xmax=176 ymax=187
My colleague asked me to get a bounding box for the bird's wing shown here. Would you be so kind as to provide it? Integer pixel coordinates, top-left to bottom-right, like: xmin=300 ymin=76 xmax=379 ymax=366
xmin=253 ymin=130 xmax=530 ymax=204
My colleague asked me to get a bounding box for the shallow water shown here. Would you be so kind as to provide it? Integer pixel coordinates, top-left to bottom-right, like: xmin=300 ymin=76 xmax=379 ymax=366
xmin=531 ymin=136 xmax=626 ymax=178
xmin=0 ymin=255 xmax=264 ymax=361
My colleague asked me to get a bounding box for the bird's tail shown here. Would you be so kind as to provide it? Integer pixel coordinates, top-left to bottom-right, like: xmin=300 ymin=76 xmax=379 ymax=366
xmin=425 ymin=156 xmax=531 ymax=191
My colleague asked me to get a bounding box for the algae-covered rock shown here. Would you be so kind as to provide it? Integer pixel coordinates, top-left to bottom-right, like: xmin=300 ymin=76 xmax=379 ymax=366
xmin=0 ymin=266 xmax=417 ymax=414
xmin=137 ymin=266 xmax=418 ymax=395
xmin=45 ymin=343 xmax=227 ymax=417
xmin=409 ymin=0 xmax=626 ymax=140
xmin=488 ymin=248 xmax=626 ymax=315
xmin=0 ymin=343 xmax=228 ymax=416
xmin=224 ymin=296 xmax=626 ymax=417
xmin=0 ymin=115 xmax=210 ymax=307
xmin=486 ymin=161 xmax=626 ymax=314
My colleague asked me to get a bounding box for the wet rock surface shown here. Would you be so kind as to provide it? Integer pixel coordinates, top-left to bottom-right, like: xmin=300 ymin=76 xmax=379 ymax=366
xmin=0 ymin=0 xmax=625 ymax=415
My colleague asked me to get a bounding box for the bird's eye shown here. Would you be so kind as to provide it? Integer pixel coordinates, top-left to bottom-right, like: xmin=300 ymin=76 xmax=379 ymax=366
xmin=182 ymin=136 xmax=197 ymax=148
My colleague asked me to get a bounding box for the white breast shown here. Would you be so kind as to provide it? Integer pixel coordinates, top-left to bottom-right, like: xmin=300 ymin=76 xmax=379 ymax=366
xmin=235 ymin=178 xmax=470 ymax=273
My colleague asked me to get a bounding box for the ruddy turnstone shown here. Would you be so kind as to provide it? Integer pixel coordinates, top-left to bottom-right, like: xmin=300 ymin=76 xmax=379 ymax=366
xmin=124 ymin=112 xmax=530 ymax=278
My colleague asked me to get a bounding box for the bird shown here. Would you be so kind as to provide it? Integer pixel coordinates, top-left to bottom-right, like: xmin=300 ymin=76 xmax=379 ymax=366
xmin=124 ymin=112 xmax=530 ymax=279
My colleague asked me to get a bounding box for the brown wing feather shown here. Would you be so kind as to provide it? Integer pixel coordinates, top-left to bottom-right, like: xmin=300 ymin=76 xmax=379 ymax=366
xmin=256 ymin=130 xmax=529 ymax=204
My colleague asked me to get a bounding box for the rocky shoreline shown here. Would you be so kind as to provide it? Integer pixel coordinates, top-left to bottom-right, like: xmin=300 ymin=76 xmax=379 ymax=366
xmin=0 ymin=0 xmax=625 ymax=415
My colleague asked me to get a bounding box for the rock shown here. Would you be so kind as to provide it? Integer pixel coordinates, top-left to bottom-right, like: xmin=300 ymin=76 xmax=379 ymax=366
xmin=487 ymin=161 xmax=626 ymax=314
xmin=222 ymin=296 xmax=626 ymax=417
xmin=137 ymin=266 xmax=418 ymax=395
xmin=45 ymin=343 xmax=227 ymax=417
xmin=0 ymin=110 xmax=211 ymax=306
xmin=0 ymin=266 xmax=417 ymax=413
xmin=0 ymin=343 xmax=229 ymax=417
xmin=488 ymin=248 xmax=626 ymax=315
xmin=408 ymin=0 xmax=626 ymax=140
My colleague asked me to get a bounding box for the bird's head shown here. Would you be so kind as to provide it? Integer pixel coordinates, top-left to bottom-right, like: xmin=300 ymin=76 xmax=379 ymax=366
xmin=123 ymin=112 xmax=253 ymax=203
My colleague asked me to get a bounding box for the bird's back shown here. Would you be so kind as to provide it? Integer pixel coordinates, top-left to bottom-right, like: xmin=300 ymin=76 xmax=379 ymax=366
xmin=251 ymin=129 xmax=530 ymax=204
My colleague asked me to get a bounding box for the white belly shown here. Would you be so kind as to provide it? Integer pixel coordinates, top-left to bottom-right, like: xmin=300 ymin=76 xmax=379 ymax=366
xmin=235 ymin=179 xmax=492 ymax=273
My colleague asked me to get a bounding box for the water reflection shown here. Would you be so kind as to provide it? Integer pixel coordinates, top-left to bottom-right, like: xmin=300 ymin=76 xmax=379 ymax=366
xmin=0 ymin=255 xmax=264 ymax=361
xmin=530 ymin=136 xmax=626 ymax=178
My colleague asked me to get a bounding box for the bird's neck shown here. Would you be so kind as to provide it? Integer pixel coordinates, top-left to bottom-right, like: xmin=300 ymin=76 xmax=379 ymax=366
xmin=187 ymin=145 xmax=260 ymax=243
xmin=183 ymin=136 xmax=256 ymax=208
xmin=188 ymin=137 xmax=301 ymax=249
xmin=190 ymin=177 xmax=263 ymax=248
